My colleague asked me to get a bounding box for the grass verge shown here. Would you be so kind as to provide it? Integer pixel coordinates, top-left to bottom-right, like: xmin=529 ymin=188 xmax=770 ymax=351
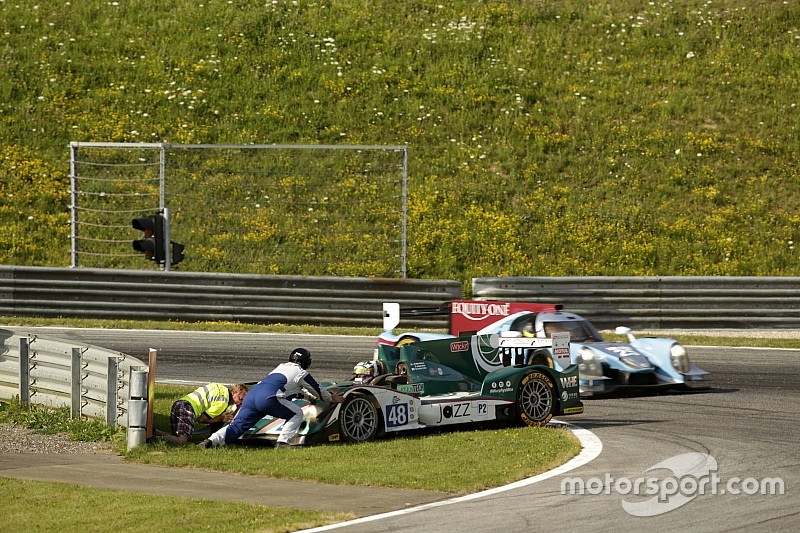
xmin=0 ymin=315 xmax=387 ymax=336
xmin=132 ymin=426 xmax=580 ymax=493
xmin=1 ymin=477 xmax=351 ymax=533
xmin=0 ymin=398 xmax=122 ymax=444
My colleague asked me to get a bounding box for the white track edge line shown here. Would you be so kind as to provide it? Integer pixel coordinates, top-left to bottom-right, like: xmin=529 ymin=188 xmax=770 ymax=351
xmin=298 ymin=421 xmax=603 ymax=532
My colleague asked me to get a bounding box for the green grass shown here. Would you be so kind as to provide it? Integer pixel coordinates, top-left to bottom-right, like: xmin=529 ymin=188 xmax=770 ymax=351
xmin=2 ymin=1 xmax=800 ymax=283
xmin=0 ymin=315 xmax=387 ymax=336
xmin=0 ymin=397 xmax=123 ymax=444
xmin=135 ymin=424 xmax=580 ymax=494
xmin=1 ymin=478 xmax=351 ymax=533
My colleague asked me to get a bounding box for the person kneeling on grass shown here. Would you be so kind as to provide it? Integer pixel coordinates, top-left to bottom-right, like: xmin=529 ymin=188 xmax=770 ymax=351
xmin=198 ymin=348 xmax=343 ymax=450
xmin=155 ymin=382 xmax=249 ymax=444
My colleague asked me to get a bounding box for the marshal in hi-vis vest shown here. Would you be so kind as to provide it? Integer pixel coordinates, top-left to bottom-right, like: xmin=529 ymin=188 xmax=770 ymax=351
xmin=182 ymin=383 xmax=231 ymax=419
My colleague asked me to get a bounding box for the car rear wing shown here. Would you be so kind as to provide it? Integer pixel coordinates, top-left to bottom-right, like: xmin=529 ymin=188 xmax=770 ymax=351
xmin=383 ymin=300 xmax=563 ymax=336
xmin=498 ymin=331 xmax=572 ymax=368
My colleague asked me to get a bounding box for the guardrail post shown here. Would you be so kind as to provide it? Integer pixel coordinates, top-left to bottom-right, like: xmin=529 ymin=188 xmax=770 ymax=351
xmin=147 ymin=348 xmax=157 ymax=439
xmin=127 ymin=368 xmax=149 ymax=450
xmin=18 ymin=337 xmax=30 ymax=403
xmin=71 ymin=347 xmax=81 ymax=419
xmin=106 ymin=357 xmax=119 ymax=426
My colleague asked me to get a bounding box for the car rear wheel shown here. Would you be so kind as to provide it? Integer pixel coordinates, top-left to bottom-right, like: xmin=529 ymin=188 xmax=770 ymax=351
xmin=339 ymin=394 xmax=382 ymax=443
xmin=516 ymin=371 xmax=554 ymax=427
xmin=525 ymin=349 xmax=554 ymax=368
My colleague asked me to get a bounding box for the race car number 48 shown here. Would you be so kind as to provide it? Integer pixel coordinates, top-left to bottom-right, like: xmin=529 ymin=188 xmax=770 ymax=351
xmin=386 ymin=403 xmax=409 ymax=427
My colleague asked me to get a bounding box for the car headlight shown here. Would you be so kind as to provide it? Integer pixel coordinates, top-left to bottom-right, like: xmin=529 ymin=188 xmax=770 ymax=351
xmin=670 ymin=343 xmax=690 ymax=373
xmin=578 ymin=347 xmax=602 ymax=377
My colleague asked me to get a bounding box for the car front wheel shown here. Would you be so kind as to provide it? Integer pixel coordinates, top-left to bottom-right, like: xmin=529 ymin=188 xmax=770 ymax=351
xmin=516 ymin=371 xmax=555 ymax=427
xmin=338 ymin=394 xmax=382 ymax=443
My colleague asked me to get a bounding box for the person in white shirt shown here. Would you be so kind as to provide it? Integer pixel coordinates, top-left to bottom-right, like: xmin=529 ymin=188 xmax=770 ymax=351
xmin=199 ymin=348 xmax=343 ymax=450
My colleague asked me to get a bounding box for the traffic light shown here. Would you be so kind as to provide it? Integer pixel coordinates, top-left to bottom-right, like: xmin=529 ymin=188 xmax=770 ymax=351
xmin=132 ymin=214 xmax=165 ymax=264
xmin=132 ymin=212 xmax=185 ymax=269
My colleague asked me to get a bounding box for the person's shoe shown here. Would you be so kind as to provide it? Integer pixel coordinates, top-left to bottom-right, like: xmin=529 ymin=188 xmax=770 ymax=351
xmin=197 ymin=439 xmax=213 ymax=449
xmin=274 ymin=442 xmax=290 ymax=450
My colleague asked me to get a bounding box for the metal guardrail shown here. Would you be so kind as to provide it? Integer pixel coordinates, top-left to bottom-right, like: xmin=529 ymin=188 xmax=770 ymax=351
xmin=473 ymin=276 xmax=800 ymax=329
xmin=0 ymin=329 xmax=148 ymax=426
xmin=5 ymin=267 xmax=800 ymax=330
xmin=0 ymin=266 xmax=462 ymax=329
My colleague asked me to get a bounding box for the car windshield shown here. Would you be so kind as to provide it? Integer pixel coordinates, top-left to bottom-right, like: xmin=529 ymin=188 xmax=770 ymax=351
xmin=543 ymin=320 xmax=603 ymax=343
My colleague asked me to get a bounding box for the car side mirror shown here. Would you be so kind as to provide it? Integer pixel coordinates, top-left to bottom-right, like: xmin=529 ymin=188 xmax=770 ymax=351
xmin=614 ymin=326 xmax=635 ymax=342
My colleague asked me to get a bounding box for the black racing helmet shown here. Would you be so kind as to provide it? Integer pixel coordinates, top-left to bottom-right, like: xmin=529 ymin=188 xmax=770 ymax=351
xmin=289 ymin=348 xmax=312 ymax=369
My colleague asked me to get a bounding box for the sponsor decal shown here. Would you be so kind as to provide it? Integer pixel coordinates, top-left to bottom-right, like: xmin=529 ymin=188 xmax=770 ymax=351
xmin=450 ymin=340 xmax=469 ymax=352
xmin=411 ymin=361 xmax=427 ymax=371
xmin=489 ymin=379 xmax=514 ymax=394
xmin=398 ymin=383 xmax=424 ymax=394
xmin=452 ymin=301 xmax=512 ymax=321
xmin=560 ymin=375 xmax=578 ymax=388
xmin=436 ymin=403 xmax=462 ymax=424
xmin=436 ymin=402 xmax=480 ymax=423
xmin=444 ymin=403 xmax=470 ymax=419
xmin=498 ymin=337 xmax=553 ymax=348
xmin=606 ymin=345 xmax=642 ymax=358
xmin=562 ymin=406 xmax=584 ymax=414
xmin=521 ymin=411 xmax=553 ymax=427
xmin=328 ymin=433 xmax=341 ymax=442
xmin=552 ymin=332 xmax=571 ymax=367
xmin=521 ymin=372 xmax=554 ymax=389
xmin=560 ymin=390 xmax=580 ymax=402
xmin=471 ymin=334 xmax=504 ymax=373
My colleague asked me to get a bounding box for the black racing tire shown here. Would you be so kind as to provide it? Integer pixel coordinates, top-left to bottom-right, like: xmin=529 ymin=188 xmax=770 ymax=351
xmin=525 ymin=349 xmax=554 ymax=368
xmin=516 ymin=371 xmax=555 ymax=427
xmin=338 ymin=394 xmax=382 ymax=443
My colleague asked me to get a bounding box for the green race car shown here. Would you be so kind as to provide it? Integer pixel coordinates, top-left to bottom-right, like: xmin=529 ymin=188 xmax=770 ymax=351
xmin=242 ymin=332 xmax=584 ymax=445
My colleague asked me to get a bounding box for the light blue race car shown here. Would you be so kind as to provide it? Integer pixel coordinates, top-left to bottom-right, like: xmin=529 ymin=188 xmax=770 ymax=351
xmin=476 ymin=309 xmax=710 ymax=396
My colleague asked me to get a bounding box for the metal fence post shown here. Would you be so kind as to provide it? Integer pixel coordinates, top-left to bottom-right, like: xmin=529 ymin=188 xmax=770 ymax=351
xmin=70 ymin=142 xmax=79 ymax=268
xmin=127 ymin=368 xmax=149 ymax=450
xmin=147 ymin=348 xmax=157 ymax=439
xmin=18 ymin=337 xmax=30 ymax=403
xmin=71 ymin=347 xmax=81 ymax=419
xmin=106 ymin=357 xmax=119 ymax=426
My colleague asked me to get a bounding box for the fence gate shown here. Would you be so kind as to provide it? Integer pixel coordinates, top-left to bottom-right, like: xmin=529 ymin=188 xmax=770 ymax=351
xmin=69 ymin=142 xmax=408 ymax=277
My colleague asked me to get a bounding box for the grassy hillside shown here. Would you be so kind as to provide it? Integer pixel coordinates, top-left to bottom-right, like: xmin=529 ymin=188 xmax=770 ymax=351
xmin=2 ymin=0 xmax=799 ymax=284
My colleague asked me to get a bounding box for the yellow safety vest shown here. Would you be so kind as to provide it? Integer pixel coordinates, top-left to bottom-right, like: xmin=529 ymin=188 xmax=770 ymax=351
xmin=182 ymin=383 xmax=231 ymax=419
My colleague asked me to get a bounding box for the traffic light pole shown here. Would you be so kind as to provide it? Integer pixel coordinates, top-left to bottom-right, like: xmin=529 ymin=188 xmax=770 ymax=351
xmin=162 ymin=207 xmax=171 ymax=271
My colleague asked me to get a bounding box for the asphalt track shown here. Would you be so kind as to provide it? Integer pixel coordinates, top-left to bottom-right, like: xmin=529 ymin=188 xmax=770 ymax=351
xmin=2 ymin=328 xmax=798 ymax=531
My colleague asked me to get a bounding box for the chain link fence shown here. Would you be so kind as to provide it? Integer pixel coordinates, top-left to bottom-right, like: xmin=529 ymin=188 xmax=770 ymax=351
xmin=70 ymin=142 xmax=408 ymax=277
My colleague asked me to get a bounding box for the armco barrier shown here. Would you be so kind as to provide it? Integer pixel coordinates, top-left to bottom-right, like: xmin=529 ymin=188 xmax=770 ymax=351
xmin=473 ymin=276 xmax=800 ymax=329
xmin=0 ymin=266 xmax=462 ymax=329
xmin=0 ymin=329 xmax=148 ymax=426
xmin=6 ymin=267 xmax=800 ymax=330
